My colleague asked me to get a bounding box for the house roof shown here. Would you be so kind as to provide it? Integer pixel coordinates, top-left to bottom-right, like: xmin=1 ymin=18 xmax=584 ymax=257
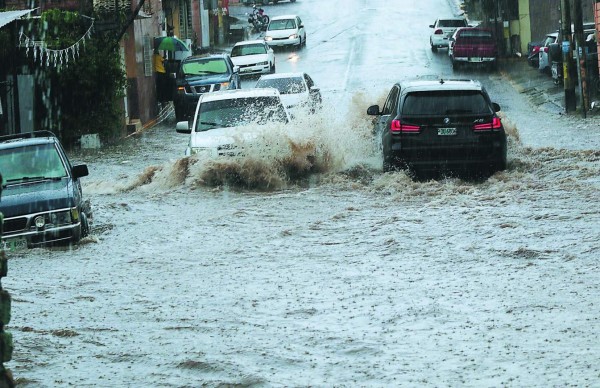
xmin=0 ymin=9 xmax=35 ymax=30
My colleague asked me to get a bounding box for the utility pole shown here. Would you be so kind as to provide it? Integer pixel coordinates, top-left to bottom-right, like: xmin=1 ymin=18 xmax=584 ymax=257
xmin=572 ymin=0 xmax=588 ymax=117
xmin=561 ymin=0 xmax=577 ymax=112
xmin=217 ymin=0 xmax=225 ymax=46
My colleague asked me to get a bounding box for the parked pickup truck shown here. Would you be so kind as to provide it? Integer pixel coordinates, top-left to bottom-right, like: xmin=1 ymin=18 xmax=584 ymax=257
xmin=449 ymin=27 xmax=498 ymax=70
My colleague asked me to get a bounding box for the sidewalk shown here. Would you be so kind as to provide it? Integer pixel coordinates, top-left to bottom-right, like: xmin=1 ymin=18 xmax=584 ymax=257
xmin=499 ymin=58 xmax=567 ymax=114
xmin=499 ymin=57 xmax=600 ymax=115
xmin=498 ymin=57 xmax=600 ymax=151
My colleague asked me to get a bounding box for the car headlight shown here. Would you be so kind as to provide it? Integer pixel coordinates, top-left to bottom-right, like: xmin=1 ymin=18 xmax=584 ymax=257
xmin=265 ymin=36 xmax=272 ymax=41
xmin=220 ymin=81 xmax=231 ymax=89
xmin=257 ymin=61 xmax=268 ymax=66
xmin=289 ymin=34 xmax=298 ymax=39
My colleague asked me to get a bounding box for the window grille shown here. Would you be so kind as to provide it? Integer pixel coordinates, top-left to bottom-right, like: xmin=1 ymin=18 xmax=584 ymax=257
xmin=143 ymin=35 xmax=152 ymax=77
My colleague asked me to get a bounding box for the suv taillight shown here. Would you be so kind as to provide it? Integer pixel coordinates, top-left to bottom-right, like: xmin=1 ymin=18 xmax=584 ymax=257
xmin=473 ymin=117 xmax=502 ymax=131
xmin=434 ymin=29 xmax=444 ymax=35
xmin=391 ymin=119 xmax=420 ymax=133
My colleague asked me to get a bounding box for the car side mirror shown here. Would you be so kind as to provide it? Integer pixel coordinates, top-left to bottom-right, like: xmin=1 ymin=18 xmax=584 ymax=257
xmin=176 ymin=121 xmax=191 ymax=134
xmin=169 ymin=72 xmax=177 ymax=79
xmin=72 ymin=164 xmax=89 ymax=179
xmin=309 ymin=86 xmax=320 ymax=94
xmin=429 ymin=24 xmax=434 ymax=28
xmin=233 ymin=65 xmax=240 ymax=73
xmin=367 ymin=105 xmax=380 ymax=115
xmin=492 ymin=102 xmax=501 ymax=112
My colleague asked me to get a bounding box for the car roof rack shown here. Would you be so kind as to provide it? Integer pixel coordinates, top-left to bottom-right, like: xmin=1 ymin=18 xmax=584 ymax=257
xmin=0 ymin=130 xmax=57 ymax=143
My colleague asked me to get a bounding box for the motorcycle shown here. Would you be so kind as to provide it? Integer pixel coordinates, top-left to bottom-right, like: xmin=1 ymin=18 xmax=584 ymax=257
xmin=246 ymin=5 xmax=269 ymax=32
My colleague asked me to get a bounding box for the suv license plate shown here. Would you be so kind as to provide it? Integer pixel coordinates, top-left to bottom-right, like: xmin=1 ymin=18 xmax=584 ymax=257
xmin=438 ymin=127 xmax=457 ymax=136
xmin=1 ymin=237 xmax=27 ymax=252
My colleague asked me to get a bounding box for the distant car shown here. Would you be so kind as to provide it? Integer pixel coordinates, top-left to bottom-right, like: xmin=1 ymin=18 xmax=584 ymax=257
xmin=242 ymin=0 xmax=296 ymax=4
xmin=537 ymin=32 xmax=558 ymax=73
xmin=366 ymin=79 xmax=507 ymax=177
xmin=172 ymin=54 xmax=241 ymax=122
xmin=264 ymin=15 xmax=306 ymax=48
xmin=450 ymin=27 xmax=498 ymax=70
xmin=254 ymin=72 xmax=321 ymax=113
xmin=538 ymin=24 xmax=595 ymax=73
xmin=0 ymin=131 xmax=90 ymax=250
xmin=429 ymin=17 xmax=468 ymax=52
xmin=176 ymin=88 xmax=291 ymax=157
xmin=230 ymin=40 xmax=275 ymax=76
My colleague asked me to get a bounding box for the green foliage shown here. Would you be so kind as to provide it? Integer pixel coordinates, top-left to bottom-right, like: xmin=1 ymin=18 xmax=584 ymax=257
xmin=35 ymin=10 xmax=127 ymax=145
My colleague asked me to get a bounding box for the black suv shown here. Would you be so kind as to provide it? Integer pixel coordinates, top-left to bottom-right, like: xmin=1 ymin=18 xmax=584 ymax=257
xmin=173 ymin=54 xmax=241 ymax=122
xmin=0 ymin=131 xmax=90 ymax=250
xmin=367 ymin=79 xmax=507 ymax=177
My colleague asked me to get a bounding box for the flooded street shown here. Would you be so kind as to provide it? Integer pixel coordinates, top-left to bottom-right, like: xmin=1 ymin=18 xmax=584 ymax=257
xmin=6 ymin=0 xmax=600 ymax=386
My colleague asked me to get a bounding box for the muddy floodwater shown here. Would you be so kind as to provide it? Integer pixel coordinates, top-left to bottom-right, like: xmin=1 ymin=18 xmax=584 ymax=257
xmin=5 ymin=89 xmax=600 ymax=387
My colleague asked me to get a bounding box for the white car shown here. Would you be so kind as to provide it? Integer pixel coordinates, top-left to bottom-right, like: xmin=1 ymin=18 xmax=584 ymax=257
xmin=230 ymin=40 xmax=275 ymax=76
xmin=429 ymin=17 xmax=468 ymax=52
xmin=255 ymin=72 xmax=321 ymax=113
xmin=264 ymin=15 xmax=306 ymax=48
xmin=176 ymin=88 xmax=291 ymax=156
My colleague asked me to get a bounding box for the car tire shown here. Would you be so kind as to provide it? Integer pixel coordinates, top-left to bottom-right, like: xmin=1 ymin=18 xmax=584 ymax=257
xmin=431 ymin=41 xmax=437 ymax=52
xmin=451 ymin=59 xmax=459 ymax=70
xmin=80 ymin=212 xmax=90 ymax=238
xmin=270 ymin=62 xmax=276 ymax=73
xmin=302 ymin=35 xmax=307 ymax=47
xmin=174 ymin=104 xmax=185 ymax=122
xmin=382 ymin=148 xmax=397 ymax=173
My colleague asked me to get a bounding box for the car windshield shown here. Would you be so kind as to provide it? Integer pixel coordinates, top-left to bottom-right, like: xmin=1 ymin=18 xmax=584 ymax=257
xmin=268 ymin=19 xmax=296 ymax=31
xmin=195 ymin=96 xmax=288 ymax=131
xmin=438 ymin=19 xmax=467 ymax=27
xmin=0 ymin=143 xmax=68 ymax=183
xmin=255 ymin=77 xmax=306 ymax=95
xmin=542 ymin=35 xmax=557 ymax=47
xmin=231 ymin=44 xmax=267 ymax=57
xmin=402 ymin=91 xmax=491 ymax=116
xmin=182 ymin=58 xmax=228 ymax=76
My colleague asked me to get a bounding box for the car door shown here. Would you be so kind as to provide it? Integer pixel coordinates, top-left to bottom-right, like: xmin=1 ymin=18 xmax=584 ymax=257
xmin=377 ymin=86 xmax=400 ymax=152
xmin=227 ymin=56 xmax=241 ymax=89
xmin=297 ymin=16 xmax=306 ymax=41
xmin=304 ymin=73 xmax=321 ymax=105
xmin=265 ymin=42 xmax=275 ymax=66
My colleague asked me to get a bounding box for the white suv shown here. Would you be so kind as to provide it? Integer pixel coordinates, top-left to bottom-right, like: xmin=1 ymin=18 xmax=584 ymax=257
xmin=176 ymin=88 xmax=291 ymax=157
xmin=429 ymin=17 xmax=468 ymax=52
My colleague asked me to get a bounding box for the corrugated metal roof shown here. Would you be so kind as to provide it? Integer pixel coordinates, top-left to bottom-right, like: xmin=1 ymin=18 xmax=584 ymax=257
xmin=0 ymin=9 xmax=34 ymax=30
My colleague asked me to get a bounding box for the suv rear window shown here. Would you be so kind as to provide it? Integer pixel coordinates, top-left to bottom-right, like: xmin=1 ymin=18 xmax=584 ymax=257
xmin=402 ymin=91 xmax=491 ymax=116
xmin=438 ymin=19 xmax=467 ymax=28
xmin=458 ymin=29 xmax=493 ymax=41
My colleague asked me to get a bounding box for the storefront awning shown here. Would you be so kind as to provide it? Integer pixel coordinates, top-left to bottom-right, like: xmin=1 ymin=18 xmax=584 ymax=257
xmin=0 ymin=9 xmax=35 ymax=30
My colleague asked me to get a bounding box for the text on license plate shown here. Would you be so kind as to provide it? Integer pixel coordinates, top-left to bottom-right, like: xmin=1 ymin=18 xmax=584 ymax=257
xmin=1 ymin=237 xmax=27 ymax=252
xmin=438 ymin=127 xmax=457 ymax=136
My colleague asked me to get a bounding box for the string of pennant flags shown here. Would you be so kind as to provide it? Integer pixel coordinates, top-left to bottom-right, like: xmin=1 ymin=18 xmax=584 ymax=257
xmin=18 ymin=21 xmax=94 ymax=68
